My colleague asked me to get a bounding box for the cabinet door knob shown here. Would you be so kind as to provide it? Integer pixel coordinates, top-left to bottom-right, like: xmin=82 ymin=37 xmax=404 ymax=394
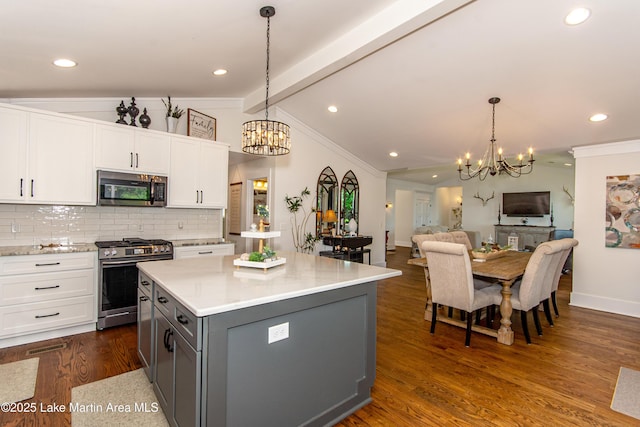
xmin=130 ymin=152 xmax=134 ymax=168
xmin=20 ymin=178 xmax=23 ymax=197
xmin=30 ymin=179 xmax=34 ymax=197
xmin=177 ymin=314 xmax=189 ymax=325
xmin=157 ymin=296 xmax=168 ymax=304
xmin=141 ymin=280 xmax=150 ymax=287
xmin=140 ymin=295 xmax=149 ymax=302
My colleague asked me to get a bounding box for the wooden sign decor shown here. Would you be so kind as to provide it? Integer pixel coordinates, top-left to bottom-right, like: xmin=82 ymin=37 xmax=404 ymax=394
xmin=187 ymin=108 xmax=217 ymax=140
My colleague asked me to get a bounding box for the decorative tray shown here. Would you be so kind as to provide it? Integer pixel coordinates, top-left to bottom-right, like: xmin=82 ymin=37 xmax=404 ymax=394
xmin=471 ymin=250 xmax=507 ymax=260
xmin=233 ymin=257 xmax=286 ymax=270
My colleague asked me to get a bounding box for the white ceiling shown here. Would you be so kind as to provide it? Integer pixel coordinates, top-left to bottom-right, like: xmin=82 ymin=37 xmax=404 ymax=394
xmin=3 ymin=0 xmax=639 ymax=184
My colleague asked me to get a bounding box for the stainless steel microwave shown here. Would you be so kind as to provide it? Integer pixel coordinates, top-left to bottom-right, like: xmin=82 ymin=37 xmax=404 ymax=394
xmin=97 ymin=170 xmax=167 ymax=207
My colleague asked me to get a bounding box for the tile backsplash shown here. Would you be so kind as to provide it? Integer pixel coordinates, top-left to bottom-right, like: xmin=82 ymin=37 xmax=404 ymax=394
xmin=0 ymin=204 xmax=222 ymax=246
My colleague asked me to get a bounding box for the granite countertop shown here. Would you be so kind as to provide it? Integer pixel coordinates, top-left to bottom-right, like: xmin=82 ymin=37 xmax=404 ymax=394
xmin=171 ymin=238 xmax=232 ymax=247
xmin=0 ymin=243 xmax=98 ymax=257
xmin=137 ymin=251 xmax=401 ymax=317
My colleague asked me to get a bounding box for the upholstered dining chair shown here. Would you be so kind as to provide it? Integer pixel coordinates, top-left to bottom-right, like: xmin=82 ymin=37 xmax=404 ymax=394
xmin=422 ymin=241 xmax=502 ymax=347
xmin=450 ymin=231 xmax=473 ymax=250
xmin=548 ymin=238 xmax=579 ymax=317
xmin=412 ymin=234 xmax=438 ymax=258
xmin=509 ymin=240 xmax=566 ymax=344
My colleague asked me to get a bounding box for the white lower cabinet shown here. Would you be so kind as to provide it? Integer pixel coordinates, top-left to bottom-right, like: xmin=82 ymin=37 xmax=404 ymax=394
xmin=0 ymin=252 xmax=97 ymax=343
xmin=173 ymin=244 xmax=234 ymax=259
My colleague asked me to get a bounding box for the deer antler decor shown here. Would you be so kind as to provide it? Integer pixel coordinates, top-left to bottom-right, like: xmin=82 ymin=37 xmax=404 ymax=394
xmin=473 ymin=191 xmax=495 ymax=206
xmin=562 ymin=186 xmax=575 ymax=205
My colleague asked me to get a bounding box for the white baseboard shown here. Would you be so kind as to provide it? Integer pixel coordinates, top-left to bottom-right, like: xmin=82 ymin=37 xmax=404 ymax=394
xmin=570 ymin=292 xmax=640 ymax=318
xmin=0 ymin=323 xmax=97 ymax=349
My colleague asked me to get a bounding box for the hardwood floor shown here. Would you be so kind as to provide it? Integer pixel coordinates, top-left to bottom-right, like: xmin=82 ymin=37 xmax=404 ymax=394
xmin=1 ymin=247 xmax=638 ymax=426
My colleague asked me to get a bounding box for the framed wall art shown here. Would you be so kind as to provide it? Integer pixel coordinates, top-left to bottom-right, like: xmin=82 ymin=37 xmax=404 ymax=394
xmin=605 ymin=174 xmax=640 ymax=249
xmin=187 ymin=108 xmax=217 ymax=141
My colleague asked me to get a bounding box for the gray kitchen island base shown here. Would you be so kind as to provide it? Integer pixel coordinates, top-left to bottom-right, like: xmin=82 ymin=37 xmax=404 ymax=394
xmin=205 ymin=281 xmax=376 ymax=427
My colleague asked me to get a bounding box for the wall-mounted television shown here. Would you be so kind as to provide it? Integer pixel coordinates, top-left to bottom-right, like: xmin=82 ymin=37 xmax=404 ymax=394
xmin=502 ymin=191 xmax=550 ymax=217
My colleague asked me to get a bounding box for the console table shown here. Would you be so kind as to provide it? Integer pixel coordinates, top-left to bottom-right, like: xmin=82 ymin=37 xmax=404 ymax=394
xmin=321 ymin=235 xmax=373 ymax=264
xmin=494 ymin=225 xmax=554 ymax=250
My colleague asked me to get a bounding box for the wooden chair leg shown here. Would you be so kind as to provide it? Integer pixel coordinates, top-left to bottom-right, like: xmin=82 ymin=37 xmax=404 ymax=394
xmin=521 ymin=310 xmax=532 ymax=344
xmin=465 ymin=311 xmax=473 ymax=347
xmin=448 ymin=307 xmax=453 ymax=318
xmin=551 ymin=291 xmax=559 ymax=317
xmin=542 ymin=299 xmax=554 ymax=327
xmin=460 ymin=311 xmax=466 ymax=321
xmin=475 ymin=309 xmax=481 ymax=325
xmin=532 ymin=308 xmax=543 ymax=336
xmin=430 ymin=303 xmax=437 ymax=334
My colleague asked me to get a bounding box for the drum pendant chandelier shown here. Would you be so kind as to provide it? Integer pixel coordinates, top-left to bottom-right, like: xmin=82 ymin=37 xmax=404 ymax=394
xmin=241 ymin=6 xmax=291 ymax=156
xmin=457 ymin=97 xmax=534 ymax=181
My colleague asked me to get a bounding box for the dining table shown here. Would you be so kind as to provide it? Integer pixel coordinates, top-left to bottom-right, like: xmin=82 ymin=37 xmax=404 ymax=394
xmin=408 ymin=250 xmax=532 ymax=345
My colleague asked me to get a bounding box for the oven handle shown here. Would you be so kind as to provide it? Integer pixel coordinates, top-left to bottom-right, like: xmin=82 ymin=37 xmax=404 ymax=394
xmin=100 ymin=260 xmax=139 ymax=266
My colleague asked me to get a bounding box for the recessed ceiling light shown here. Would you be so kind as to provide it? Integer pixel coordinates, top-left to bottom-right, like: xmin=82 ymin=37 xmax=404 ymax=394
xmin=432 ymin=174 xmax=438 ymax=178
xmin=53 ymin=58 xmax=77 ymax=68
xmin=565 ymin=8 xmax=591 ymax=25
xmin=327 ymin=105 xmax=338 ymax=113
xmin=213 ymin=69 xmax=227 ymax=76
xmin=589 ymin=113 xmax=608 ymax=122
xmin=389 ymin=152 xmax=398 ymax=157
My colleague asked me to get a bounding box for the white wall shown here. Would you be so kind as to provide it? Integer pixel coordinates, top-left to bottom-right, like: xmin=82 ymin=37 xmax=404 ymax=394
xmin=431 ymin=164 xmax=575 ymax=243
xmin=572 ymin=140 xmax=640 ymax=318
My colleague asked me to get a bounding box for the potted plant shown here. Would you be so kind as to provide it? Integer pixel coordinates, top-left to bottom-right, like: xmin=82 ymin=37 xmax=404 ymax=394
xmin=285 ymin=187 xmax=320 ymax=253
xmin=256 ymin=204 xmax=269 ymax=232
xmin=161 ymin=96 xmax=184 ymax=133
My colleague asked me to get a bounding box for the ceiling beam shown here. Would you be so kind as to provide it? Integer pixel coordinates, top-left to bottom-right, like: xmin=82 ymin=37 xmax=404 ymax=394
xmin=242 ymin=0 xmax=475 ymax=114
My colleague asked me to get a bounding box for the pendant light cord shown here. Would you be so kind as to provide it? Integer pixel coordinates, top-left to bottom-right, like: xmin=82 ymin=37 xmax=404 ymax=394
xmin=264 ymin=13 xmax=271 ymax=121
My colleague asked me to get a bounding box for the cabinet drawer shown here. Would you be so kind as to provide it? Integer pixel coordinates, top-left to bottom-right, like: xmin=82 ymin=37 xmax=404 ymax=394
xmin=0 ymin=295 xmax=95 ymax=338
xmin=174 ymin=244 xmax=234 ymax=259
xmin=155 ymin=287 xmax=201 ymax=351
xmin=0 ymin=252 xmax=96 ymax=276
xmin=138 ymin=271 xmax=153 ymax=298
xmin=0 ymin=269 xmax=94 ymax=306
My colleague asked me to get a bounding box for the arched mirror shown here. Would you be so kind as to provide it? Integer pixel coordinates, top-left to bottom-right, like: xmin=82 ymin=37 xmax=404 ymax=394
xmin=340 ymin=170 xmax=359 ymax=235
xmin=316 ymin=166 xmax=339 ymax=237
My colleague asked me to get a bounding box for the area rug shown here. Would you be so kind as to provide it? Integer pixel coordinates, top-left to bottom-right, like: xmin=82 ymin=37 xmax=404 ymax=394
xmin=71 ymin=368 xmax=169 ymax=427
xmin=611 ymin=366 xmax=640 ymax=420
xmin=0 ymin=357 xmax=39 ymax=403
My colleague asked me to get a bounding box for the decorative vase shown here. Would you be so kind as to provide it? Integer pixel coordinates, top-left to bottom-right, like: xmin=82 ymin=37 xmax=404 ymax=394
xmin=116 ymin=101 xmax=128 ymax=124
xmin=348 ymin=219 xmax=358 ymax=236
xmin=139 ymin=108 xmax=151 ymax=128
xmin=128 ymin=97 xmax=139 ymax=126
xmin=166 ymin=116 xmax=178 ymax=133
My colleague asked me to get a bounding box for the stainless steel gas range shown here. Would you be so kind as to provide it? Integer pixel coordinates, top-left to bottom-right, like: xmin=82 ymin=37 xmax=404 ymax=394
xmin=95 ymin=238 xmax=173 ymax=329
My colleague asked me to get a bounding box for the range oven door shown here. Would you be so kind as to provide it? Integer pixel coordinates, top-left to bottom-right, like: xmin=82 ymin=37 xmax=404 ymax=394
xmin=98 ymin=259 xmax=140 ymax=329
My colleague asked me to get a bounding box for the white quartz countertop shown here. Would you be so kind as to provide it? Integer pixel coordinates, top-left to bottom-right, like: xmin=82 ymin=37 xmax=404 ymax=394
xmin=137 ymin=251 xmax=401 ymax=317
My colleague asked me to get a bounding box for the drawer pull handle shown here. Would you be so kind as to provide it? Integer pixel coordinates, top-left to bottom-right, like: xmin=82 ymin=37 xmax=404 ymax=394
xmin=35 ymin=262 xmax=61 ymax=267
xmin=141 ymin=280 xmax=151 ymax=287
xmin=164 ymin=328 xmax=174 ymax=352
xmin=34 ymin=285 xmax=60 ymax=290
xmin=35 ymin=312 xmax=60 ymax=319
xmin=198 ymin=251 xmax=213 ymax=255
xmin=177 ymin=315 xmax=189 ymax=325
xmin=157 ymin=296 xmax=168 ymax=304
xmin=140 ymin=296 xmax=149 ymax=302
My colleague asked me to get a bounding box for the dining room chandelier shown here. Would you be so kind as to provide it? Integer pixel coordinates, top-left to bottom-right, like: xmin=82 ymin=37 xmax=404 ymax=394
xmin=457 ymin=97 xmax=534 ymax=181
xmin=241 ymin=6 xmax=291 ymax=156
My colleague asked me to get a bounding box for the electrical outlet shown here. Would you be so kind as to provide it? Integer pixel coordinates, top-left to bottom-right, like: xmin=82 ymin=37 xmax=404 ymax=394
xmin=11 ymin=223 xmax=19 ymax=233
xmin=268 ymin=322 xmax=289 ymax=344
xmin=138 ymin=224 xmax=144 ymax=232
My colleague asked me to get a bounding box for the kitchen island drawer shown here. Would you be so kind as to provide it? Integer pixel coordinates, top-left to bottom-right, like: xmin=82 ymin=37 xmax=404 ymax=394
xmin=0 ymin=252 xmax=96 ymax=275
xmin=155 ymin=287 xmax=202 ymax=351
xmin=0 ymin=269 xmax=94 ymax=306
xmin=0 ymin=295 xmax=95 ymax=338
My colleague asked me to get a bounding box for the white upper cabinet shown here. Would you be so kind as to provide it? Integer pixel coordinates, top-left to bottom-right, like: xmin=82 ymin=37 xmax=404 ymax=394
xmin=168 ymin=136 xmax=228 ymax=209
xmin=95 ymin=124 xmax=170 ymax=175
xmin=0 ymin=106 xmax=95 ymax=205
xmin=0 ymin=107 xmax=28 ymax=202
